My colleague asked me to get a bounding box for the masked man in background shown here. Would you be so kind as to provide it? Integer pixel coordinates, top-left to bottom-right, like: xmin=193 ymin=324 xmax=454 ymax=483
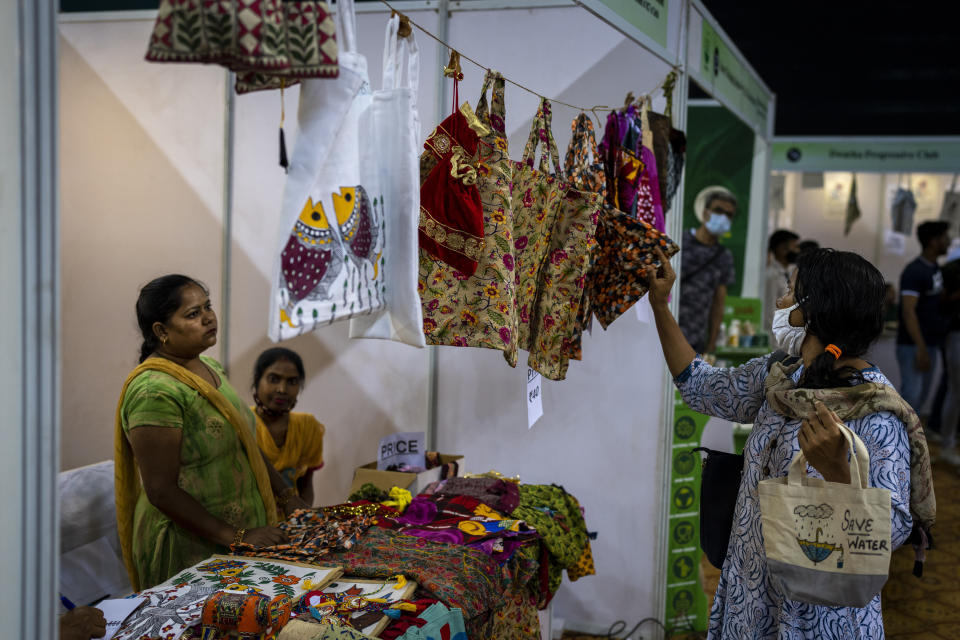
xmin=678 ymin=185 xmax=738 ymax=354
xmin=765 ymin=229 xmax=800 ymax=348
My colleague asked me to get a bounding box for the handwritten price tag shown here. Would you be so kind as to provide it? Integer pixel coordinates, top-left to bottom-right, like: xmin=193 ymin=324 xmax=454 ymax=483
xmin=527 ymin=368 xmax=543 ymax=429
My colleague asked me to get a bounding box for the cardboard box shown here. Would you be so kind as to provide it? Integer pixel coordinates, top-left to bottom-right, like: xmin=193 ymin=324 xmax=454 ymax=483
xmin=348 ymin=454 xmax=466 ymax=498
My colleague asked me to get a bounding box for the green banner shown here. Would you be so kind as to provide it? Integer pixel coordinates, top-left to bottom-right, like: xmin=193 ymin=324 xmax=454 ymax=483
xmin=594 ymin=0 xmax=669 ymax=48
xmin=698 ymin=20 xmax=770 ymax=134
xmin=682 ymin=105 xmax=757 ymax=298
xmin=664 ymin=392 xmax=710 ymax=632
xmin=771 ymin=139 xmax=960 ymax=172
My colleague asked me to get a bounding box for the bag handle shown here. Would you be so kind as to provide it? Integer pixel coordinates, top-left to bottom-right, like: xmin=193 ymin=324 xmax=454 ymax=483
xmin=787 ymin=423 xmax=870 ymax=489
xmin=521 ymin=98 xmax=562 ymax=177
xmin=335 ymin=0 xmax=358 ymax=55
xmin=563 ymin=113 xmax=601 ymax=187
xmin=476 ymin=70 xmax=506 ymax=135
xmin=381 ymin=14 xmax=419 ymax=94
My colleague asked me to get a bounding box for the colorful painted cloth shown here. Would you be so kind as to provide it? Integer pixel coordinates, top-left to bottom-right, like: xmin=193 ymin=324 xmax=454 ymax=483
xmin=145 ymin=0 xmax=339 ymax=93
xmin=232 ymin=508 xmax=376 ymax=565
xmin=376 ymin=495 xmax=536 ymax=562
xmin=117 ymin=356 xmax=273 ymax=591
xmin=436 ymin=477 xmax=521 ymax=514
xmin=418 ymin=105 xmax=488 ymax=276
xmin=564 ymin=113 xmax=678 ymax=330
xmin=511 ymin=99 xmax=600 ymax=380
xmin=418 ymin=71 xmax=518 ymax=362
xmin=255 ymin=412 xmax=325 ymax=491
xmin=317 ymin=527 xmax=534 ymax=620
xmin=510 ymin=485 xmax=591 ymax=594
xmin=114 ymin=582 xmax=216 ymax=640
xmin=675 ymin=355 xmax=913 ymax=638
xmin=292 ymin=576 xmax=416 ymax=636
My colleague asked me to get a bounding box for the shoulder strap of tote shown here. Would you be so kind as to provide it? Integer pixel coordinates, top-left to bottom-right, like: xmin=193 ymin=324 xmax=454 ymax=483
xmin=381 ymin=14 xmax=419 ymax=94
xmin=521 ymin=98 xmax=562 ymax=177
xmin=335 ymin=0 xmax=358 ymax=55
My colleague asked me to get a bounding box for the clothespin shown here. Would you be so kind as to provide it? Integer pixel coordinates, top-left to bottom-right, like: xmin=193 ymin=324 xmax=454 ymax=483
xmin=443 ymin=50 xmax=463 ymax=81
xmin=391 ymin=10 xmax=412 ymax=38
xmin=278 ymin=78 xmax=289 ymax=173
xmin=623 ymin=91 xmax=635 ymax=108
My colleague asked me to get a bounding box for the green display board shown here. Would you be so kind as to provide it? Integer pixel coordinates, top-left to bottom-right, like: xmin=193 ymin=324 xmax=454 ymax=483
xmin=663 ymin=391 xmax=711 ymax=632
xmin=682 ymin=105 xmax=756 ymax=298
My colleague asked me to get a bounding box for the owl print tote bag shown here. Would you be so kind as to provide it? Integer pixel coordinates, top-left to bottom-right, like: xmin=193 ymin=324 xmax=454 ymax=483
xmin=269 ymin=0 xmax=384 ymax=342
xmin=349 ymin=16 xmax=424 ymax=347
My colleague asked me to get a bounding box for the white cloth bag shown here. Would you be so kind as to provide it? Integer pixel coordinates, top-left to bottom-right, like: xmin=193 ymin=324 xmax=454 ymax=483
xmin=269 ymin=0 xmax=384 ymax=342
xmin=349 ymin=16 xmax=425 ymax=347
xmin=758 ymin=425 xmax=891 ymax=608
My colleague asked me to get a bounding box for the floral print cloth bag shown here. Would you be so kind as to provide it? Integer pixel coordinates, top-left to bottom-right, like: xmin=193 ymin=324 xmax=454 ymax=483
xmin=563 ymin=113 xmax=679 ymax=330
xmin=268 ymin=0 xmax=385 ymax=341
xmin=511 ymin=100 xmax=600 ymax=380
xmin=418 ymin=71 xmax=518 ymax=359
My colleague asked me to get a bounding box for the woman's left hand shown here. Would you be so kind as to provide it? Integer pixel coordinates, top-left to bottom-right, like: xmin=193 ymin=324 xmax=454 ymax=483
xmin=283 ymin=494 xmax=311 ymax=517
xmin=798 ymin=401 xmax=851 ymax=484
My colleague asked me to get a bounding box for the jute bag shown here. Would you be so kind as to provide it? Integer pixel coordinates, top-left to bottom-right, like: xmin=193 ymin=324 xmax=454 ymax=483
xmin=349 ymin=15 xmax=425 ymax=347
xmin=269 ymin=0 xmax=384 ymax=341
xmin=758 ymin=425 xmax=891 ymax=608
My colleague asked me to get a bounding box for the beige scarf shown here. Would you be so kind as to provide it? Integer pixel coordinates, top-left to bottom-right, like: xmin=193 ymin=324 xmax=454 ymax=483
xmin=764 ymin=360 xmax=935 ymax=533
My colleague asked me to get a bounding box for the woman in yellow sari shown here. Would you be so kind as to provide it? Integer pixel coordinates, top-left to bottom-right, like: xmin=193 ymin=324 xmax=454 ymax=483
xmin=251 ymin=348 xmax=325 ymax=506
xmin=115 ymin=275 xmax=309 ymax=590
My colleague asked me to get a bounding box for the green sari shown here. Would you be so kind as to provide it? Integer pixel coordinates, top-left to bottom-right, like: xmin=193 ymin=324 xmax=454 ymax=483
xmin=119 ymin=356 xmax=269 ymax=589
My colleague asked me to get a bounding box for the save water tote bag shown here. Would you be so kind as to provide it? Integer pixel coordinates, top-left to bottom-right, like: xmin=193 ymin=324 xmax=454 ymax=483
xmin=758 ymin=424 xmax=892 ymax=608
xmin=348 ymin=15 xmax=425 ymax=347
xmin=269 ymin=0 xmax=384 ymax=342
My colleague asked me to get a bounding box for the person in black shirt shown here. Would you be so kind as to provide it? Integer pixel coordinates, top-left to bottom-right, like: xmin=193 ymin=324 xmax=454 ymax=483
xmin=936 ymin=246 xmax=960 ymax=466
xmin=897 ymin=221 xmax=950 ymax=416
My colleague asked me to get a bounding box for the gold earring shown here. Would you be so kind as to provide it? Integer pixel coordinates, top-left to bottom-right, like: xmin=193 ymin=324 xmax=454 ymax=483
xmin=161 ymin=336 xmax=168 ymax=345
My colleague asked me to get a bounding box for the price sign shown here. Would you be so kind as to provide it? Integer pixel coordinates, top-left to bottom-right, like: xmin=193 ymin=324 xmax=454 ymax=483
xmin=377 ymin=431 xmax=426 ymax=470
xmin=527 ymin=368 xmax=543 ymax=428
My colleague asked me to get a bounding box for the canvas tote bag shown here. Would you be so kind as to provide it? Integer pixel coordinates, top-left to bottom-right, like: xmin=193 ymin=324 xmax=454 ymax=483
xmin=269 ymin=0 xmax=384 ymax=342
xmin=349 ymin=15 xmax=425 ymax=347
xmin=758 ymin=424 xmax=891 ymax=608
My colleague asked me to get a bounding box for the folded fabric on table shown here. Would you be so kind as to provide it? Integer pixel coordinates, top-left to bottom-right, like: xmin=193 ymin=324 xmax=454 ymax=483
xmin=510 ymin=485 xmax=594 ymax=594
xmin=436 ymin=477 xmax=520 ymax=513
xmin=376 ymin=494 xmax=536 ymax=563
xmin=232 ymin=506 xmax=377 ymax=565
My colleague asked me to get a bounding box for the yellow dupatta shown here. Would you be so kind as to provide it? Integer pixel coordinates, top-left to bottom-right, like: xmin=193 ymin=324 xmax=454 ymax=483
xmin=254 ymin=412 xmax=325 ymax=482
xmin=114 ymin=357 xmax=278 ymax=591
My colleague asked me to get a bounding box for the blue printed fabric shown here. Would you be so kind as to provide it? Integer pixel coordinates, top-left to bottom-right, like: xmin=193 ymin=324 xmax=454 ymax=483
xmin=675 ymin=355 xmax=912 ymax=639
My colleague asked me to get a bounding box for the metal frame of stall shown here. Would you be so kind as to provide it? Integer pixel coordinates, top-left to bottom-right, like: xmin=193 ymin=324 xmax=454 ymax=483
xmin=14 ymin=1 xmax=775 ymax=636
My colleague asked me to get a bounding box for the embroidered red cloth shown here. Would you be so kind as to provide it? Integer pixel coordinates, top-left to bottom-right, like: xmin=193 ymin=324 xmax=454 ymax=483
xmin=418 ymin=108 xmax=485 ymax=276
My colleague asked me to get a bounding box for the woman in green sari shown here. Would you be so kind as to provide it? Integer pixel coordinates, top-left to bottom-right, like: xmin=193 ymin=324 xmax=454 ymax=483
xmin=115 ymin=275 xmax=309 ymax=590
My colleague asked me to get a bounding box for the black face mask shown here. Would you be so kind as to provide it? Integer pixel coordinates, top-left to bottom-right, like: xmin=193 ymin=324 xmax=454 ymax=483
xmin=785 ymin=251 xmax=799 ymax=264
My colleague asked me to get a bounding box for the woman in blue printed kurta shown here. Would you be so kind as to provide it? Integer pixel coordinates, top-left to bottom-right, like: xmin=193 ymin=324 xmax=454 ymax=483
xmin=646 ymin=248 xmax=913 ymax=639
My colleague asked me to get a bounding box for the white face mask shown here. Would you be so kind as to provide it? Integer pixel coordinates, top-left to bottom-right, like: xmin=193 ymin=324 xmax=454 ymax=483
xmin=704 ymin=213 xmax=732 ymax=236
xmin=772 ymin=302 xmax=806 ymax=356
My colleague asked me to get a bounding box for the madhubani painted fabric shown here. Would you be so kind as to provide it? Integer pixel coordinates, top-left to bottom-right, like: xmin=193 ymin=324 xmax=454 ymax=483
xmin=436 ymin=477 xmax=521 ymax=514
xmin=232 ymin=508 xmax=376 ymax=565
xmin=418 ymin=71 xmax=518 ymax=361
xmin=254 ymin=411 xmax=325 ymax=490
xmin=418 ymin=105 xmax=488 ymax=276
xmin=145 ymin=0 xmax=339 ymax=94
xmin=563 ymin=113 xmax=678 ymax=330
xmin=510 ymin=99 xmax=600 ymax=380
xmin=119 ymin=357 xmax=268 ymax=590
xmin=114 ymin=582 xmax=216 ymax=640
xmin=376 ymin=494 xmax=536 ymax=561
xmin=674 ymin=355 xmax=913 ymax=638
xmin=292 ymin=577 xmax=417 ymax=636
xmin=510 ymin=485 xmax=591 ymax=594
xmin=161 ymin=554 xmax=340 ymax=599
xmin=764 ymin=359 xmax=935 ymax=533
xmin=317 ymin=527 xmax=538 ymax=620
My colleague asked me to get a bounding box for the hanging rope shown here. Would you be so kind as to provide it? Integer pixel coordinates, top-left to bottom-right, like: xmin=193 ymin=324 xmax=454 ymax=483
xmin=376 ymin=0 xmax=679 ymax=115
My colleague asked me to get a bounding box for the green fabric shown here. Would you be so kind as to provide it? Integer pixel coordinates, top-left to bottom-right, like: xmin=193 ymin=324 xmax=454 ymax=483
xmin=511 ymin=485 xmax=589 ymax=593
xmin=120 ymin=356 xmax=268 ymax=588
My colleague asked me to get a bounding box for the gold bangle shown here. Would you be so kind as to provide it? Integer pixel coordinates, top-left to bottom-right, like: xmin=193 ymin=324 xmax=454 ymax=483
xmin=232 ymin=528 xmax=246 ymax=546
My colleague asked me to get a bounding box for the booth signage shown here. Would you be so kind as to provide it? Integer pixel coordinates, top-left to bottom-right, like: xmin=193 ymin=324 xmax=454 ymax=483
xmin=592 ymin=0 xmax=669 ymax=48
xmin=771 ymin=139 xmax=960 ymax=172
xmin=527 ymin=368 xmax=544 ymax=429
xmin=377 ymin=432 xmax=426 ymax=470
xmin=697 ymin=21 xmax=770 ymax=134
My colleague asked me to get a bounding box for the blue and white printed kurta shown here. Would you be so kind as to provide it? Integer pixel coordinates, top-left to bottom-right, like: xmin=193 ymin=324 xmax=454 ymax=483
xmin=675 ymin=355 xmax=912 ymax=639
